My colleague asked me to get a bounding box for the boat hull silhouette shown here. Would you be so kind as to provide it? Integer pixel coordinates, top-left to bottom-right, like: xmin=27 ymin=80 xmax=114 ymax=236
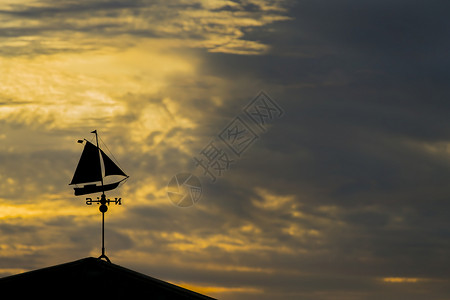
xmin=74 ymin=181 xmax=121 ymax=196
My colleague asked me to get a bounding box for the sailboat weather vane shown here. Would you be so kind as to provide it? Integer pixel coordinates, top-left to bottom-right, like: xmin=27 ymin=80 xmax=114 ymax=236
xmin=69 ymin=130 xmax=129 ymax=262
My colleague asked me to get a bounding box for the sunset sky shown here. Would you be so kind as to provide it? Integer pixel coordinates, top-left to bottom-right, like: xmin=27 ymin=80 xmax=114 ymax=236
xmin=1 ymin=0 xmax=450 ymax=299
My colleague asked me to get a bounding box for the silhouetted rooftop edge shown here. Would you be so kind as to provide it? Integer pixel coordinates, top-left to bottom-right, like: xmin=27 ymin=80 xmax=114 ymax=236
xmin=0 ymin=257 xmax=216 ymax=299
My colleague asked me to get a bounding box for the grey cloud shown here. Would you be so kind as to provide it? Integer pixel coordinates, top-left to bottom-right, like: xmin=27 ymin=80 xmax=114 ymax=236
xmin=1 ymin=0 xmax=450 ymax=299
xmin=0 ymin=0 xmax=289 ymax=56
xmin=0 ymin=0 xmax=146 ymax=18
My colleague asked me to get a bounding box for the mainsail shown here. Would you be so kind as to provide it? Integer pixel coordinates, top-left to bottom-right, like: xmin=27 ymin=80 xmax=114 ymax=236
xmin=70 ymin=141 xmax=102 ymax=185
xmin=70 ymin=134 xmax=128 ymax=196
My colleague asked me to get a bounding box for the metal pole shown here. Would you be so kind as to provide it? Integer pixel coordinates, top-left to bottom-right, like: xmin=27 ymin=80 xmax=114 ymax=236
xmin=93 ymin=130 xmax=105 ymax=191
xmin=102 ymin=210 xmax=105 ymax=256
xmin=99 ymin=194 xmax=110 ymax=262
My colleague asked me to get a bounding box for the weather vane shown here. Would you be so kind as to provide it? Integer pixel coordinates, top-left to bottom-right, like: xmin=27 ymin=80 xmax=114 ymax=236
xmin=69 ymin=130 xmax=129 ymax=262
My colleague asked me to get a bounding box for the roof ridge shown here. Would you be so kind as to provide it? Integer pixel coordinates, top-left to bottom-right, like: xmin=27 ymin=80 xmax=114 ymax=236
xmin=0 ymin=257 xmax=217 ymax=300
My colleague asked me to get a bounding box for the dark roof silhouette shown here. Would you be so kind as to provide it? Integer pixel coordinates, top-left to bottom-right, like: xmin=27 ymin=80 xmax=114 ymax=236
xmin=0 ymin=257 xmax=216 ymax=299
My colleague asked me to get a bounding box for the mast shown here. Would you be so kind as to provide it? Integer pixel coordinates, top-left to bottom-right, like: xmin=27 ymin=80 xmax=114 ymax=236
xmin=92 ymin=130 xmax=105 ymax=193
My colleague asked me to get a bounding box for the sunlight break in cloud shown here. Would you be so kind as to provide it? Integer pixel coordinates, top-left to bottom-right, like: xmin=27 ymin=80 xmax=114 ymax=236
xmin=0 ymin=41 xmax=195 ymax=131
xmin=382 ymin=277 xmax=422 ymax=283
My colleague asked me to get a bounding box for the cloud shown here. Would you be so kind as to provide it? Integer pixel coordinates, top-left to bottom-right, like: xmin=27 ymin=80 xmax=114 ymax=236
xmin=0 ymin=0 xmax=291 ymax=56
xmin=1 ymin=0 xmax=450 ymax=299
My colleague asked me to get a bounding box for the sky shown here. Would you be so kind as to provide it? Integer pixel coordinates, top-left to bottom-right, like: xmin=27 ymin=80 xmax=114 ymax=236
xmin=1 ymin=0 xmax=450 ymax=299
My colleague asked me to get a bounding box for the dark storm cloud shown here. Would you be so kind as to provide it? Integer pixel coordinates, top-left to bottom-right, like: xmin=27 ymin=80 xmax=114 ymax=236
xmin=148 ymin=0 xmax=450 ymax=297
xmin=193 ymin=0 xmax=450 ymax=201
